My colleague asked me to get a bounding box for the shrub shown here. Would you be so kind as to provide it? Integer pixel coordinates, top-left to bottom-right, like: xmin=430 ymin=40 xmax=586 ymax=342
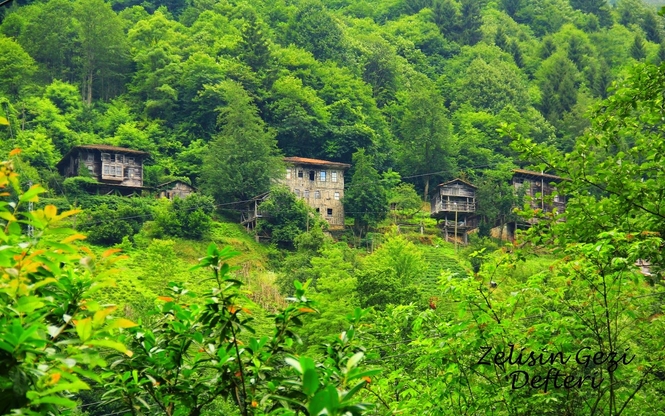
xmin=0 ymin=154 xmax=134 ymax=414
xmin=152 ymin=194 xmax=215 ymax=240
xmin=62 ymin=176 xmax=98 ymax=197
xmin=78 ymin=199 xmax=153 ymax=245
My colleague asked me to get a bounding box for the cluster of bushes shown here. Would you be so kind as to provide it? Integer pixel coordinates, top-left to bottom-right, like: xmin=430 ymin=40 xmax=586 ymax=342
xmin=150 ymin=193 xmax=216 ymax=240
xmin=75 ymin=194 xmax=215 ymax=245
xmin=77 ymin=197 xmax=154 ymax=245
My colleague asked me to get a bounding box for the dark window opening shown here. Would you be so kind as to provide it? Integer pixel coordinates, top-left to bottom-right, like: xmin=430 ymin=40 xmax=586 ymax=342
xmin=298 ymin=170 xmax=303 ymax=178
xmin=327 ymin=208 xmax=333 ymax=217
xmin=309 ymin=170 xmax=315 ymax=181
xmin=316 ymin=208 xmax=320 ymax=213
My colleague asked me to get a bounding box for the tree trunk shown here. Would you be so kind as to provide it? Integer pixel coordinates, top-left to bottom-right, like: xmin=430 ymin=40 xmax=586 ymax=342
xmin=423 ymin=175 xmax=430 ymax=201
xmin=86 ymin=70 xmax=93 ymax=105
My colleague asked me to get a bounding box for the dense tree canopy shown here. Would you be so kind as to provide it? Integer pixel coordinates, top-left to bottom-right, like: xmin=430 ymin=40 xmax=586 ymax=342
xmin=4 ymin=0 xmax=665 ymax=414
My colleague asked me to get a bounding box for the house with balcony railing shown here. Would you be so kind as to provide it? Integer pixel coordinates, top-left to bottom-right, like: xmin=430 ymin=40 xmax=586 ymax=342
xmin=430 ymin=178 xmax=478 ymax=244
xmin=57 ymin=144 xmax=149 ymax=195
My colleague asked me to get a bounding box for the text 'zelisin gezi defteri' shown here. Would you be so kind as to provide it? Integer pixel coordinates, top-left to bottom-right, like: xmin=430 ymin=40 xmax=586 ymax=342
xmin=477 ymin=345 xmax=635 ymax=392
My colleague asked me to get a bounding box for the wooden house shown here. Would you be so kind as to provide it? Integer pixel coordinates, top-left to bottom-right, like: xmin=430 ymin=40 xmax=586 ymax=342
xmin=57 ymin=145 xmax=149 ymax=194
xmin=430 ymin=178 xmax=478 ymax=244
xmin=511 ymin=169 xmax=566 ymax=220
xmin=157 ymin=180 xmax=195 ymax=200
xmin=281 ymin=157 xmax=351 ymax=229
xmin=499 ymin=169 xmax=566 ymax=240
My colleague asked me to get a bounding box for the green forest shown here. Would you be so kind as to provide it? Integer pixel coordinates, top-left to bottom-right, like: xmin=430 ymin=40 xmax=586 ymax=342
xmin=3 ymin=0 xmax=665 ymax=415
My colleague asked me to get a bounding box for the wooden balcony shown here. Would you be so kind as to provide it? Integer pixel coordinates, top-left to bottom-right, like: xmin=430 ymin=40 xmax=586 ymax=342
xmin=439 ymin=189 xmax=475 ymax=197
xmin=431 ymin=201 xmax=476 ymax=213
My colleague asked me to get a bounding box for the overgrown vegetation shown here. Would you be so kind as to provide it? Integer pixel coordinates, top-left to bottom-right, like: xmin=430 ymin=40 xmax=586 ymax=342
xmin=3 ymin=0 xmax=665 ymax=414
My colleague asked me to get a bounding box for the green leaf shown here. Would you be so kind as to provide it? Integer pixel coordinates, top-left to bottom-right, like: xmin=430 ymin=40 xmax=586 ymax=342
xmin=86 ymin=339 xmax=128 ymax=354
xmin=285 ymin=356 xmax=302 ymax=374
xmin=75 ymin=318 xmax=92 ymax=342
xmin=308 ymin=388 xmax=329 ymax=415
xmin=346 ymin=352 xmax=364 ymax=372
xmin=302 ymin=368 xmax=319 ymax=396
xmin=32 ymin=395 xmax=77 ymax=407
xmin=0 ymin=116 xmax=8 ymax=126
xmin=19 ymin=185 xmax=46 ymax=203
xmin=341 ymin=380 xmax=367 ymax=403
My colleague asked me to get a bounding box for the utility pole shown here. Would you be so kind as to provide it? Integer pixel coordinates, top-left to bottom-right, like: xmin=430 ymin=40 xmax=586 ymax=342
xmin=454 ymin=204 xmax=458 ymax=252
xmin=27 ymin=181 xmax=34 ymax=238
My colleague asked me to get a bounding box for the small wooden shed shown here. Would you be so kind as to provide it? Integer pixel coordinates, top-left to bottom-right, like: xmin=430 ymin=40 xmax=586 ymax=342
xmin=157 ymin=180 xmax=195 ymax=200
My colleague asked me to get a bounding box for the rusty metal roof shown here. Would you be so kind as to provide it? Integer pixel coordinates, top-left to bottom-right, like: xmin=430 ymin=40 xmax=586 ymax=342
xmin=283 ymin=156 xmax=351 ymax=169
xmin=437 ymin=178 xmax=477 ymax=189
xmin=512 ymin=169 xmax=563 ymax=181
xmin=73 ymin=144 xmax=150 ymax=155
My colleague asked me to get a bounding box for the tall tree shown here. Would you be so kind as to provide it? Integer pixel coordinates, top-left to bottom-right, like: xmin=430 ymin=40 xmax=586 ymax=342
xmin=500 ymin=0 xmax=525 ymax=19
xmin=362 ymin=36 xmax=399 ymax=108
xmin=458 ymin=0 xmax=483 ymax=46
xmin=238 ymin=10 xmax=272 ymax=73
xmin=655 ymin=42 xmax=665 ymax=65
xmin=201 ymin=80 xmax=283 ymax=203
xmin=288 ymin=0 xmax=345 ymax=62
xmin=258 ymin=185 xmax=311 ymax=248
xmin=494 ymin=26 xmax=508 ymax=50
xmin=570 ymin=0 xmax=612 ymax=26
xmin=398 ymin=83 xmax=455 ymax=199
xmin=591 ymin=59 xmax=613 ymax=98
xmin=642 ymin=10 xmax=662 ymax=44
xmin=344 ymin=149 xmax=388 ymax=238
xmin=74 ymin=0 xmax=129 ymax=103
xmin=631 ymin=34 xmax=647 ymax=61
xmin=509 ymin=40 xmax=524 ymax=68
xmin=567 ymin=35 xmax=588 ymax=70
xmin=0 ymin=36 xmax=36 ymax=98
xmin=432 ymin=0 xmax=459 ymax=41
xmin=538 ymin=54 xmax=579 ymax=122
xmin=540 ymin=37 xmax=557 ymax=59
xmin=17 ymin=0 xmax=78 ymax=84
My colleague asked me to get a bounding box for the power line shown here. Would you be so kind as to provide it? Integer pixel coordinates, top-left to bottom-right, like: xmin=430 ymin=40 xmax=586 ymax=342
xmin=58 ymin=161 xmax=505 ymax=226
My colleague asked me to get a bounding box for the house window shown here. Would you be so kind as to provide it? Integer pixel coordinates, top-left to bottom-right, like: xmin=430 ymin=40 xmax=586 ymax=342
xmin=286 ymin=169 xmax=291 ymax=179
xmin=316 ymin=208 xmax=320 ymax=213
xmin=309 ymin=170 xmax=315 ymax=181
xmin=327 ymin=208 xmax=333 ymax=217
xmin=334 ymin=192 xmax=340 ymax=200
xmin=319 ymin=171 xmax=326 ymax=181
xmin=87 ymin=166 xmax=94 ymax=174
xmin=86 ymin=153 xmax=93 ymax=162
xmin=295 ymin=189 xmax=300 ymax=197
xmin=331 ymin=172 xmax=338 ymax=183
xmin=304 ymin=190 xmax=309 ymax=198
xmin=103 ymin=165 xmax=109 ymax=175
xmin=298 ymin=170 xmax=303 ymax=178
xmin=102 ymin=153 xmax=110 ymax=162
xmin=315 ymin=191 xmax=321 ymax=199
xmin=127 ymin=156 xmax=135 ymax=164
xmin=116 ymin=154 xmax=124 ymax=163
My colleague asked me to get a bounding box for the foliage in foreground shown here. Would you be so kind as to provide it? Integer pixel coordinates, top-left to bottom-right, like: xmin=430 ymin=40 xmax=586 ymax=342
xmin=0 ymin=152 xmax=379 ymax=416
xmin=105 ymin=244 xmax=379 ymax=415
xmin=0 ymin=152 xmax=135 ymax=415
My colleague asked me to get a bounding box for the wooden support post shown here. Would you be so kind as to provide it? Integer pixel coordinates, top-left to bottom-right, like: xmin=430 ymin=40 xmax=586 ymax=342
xmin=454 ymin=210 xmax=458 ymax=252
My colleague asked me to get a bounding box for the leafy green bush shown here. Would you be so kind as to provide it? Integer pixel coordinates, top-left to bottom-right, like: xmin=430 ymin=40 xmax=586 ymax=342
xmin=258 ymin=185 xmax=313 ymax=248
xmin=0 ymin=155 xmax=134 ymax=414
xmin=152 ymin=193 xmax=215 ymax=239
xmin=78 ymin=198 xmax=153 ymax=245
xmin=62 ymin=176 xmax=98 ymax=197
xmin=105 ymin=245 xmax=379 ymax=415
